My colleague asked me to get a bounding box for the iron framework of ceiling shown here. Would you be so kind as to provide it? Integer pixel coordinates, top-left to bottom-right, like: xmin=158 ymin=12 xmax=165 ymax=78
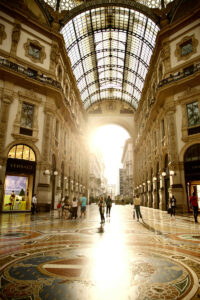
xmin=61 ymin=6 xmax=159 ymax=109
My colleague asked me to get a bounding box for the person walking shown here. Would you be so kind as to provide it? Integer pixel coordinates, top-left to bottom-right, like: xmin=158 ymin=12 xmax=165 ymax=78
xmin=9 ymin=191 xmax=15 ymax=210
xmin=170 ymin=195 xmax=176 ymax=217
xmin=31 ymin=194 xmax=37 ymax=215
xmin=106 ymin=195 xmax=112 ymax=217
xmin=134 ymin=194 xmax=143 ymax=222
xmin=80 ymin=193 xmax=87 ymax=217
xmin=71 ymin=197 xmax=78 ymax=219
xmin=57 ymin=200 xmax=62 ymax=218
xmin=98 ymin=197 xmax=105 ymax=223
xmin=190 ymin=191 xmax=199 ymax=223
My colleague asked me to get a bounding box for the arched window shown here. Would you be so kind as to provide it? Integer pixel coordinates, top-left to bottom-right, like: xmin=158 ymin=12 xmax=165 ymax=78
xmin=8 ymin=145 xmax=36 ymax=161
xmin=184 ymin=144 xmax=200 ymax=162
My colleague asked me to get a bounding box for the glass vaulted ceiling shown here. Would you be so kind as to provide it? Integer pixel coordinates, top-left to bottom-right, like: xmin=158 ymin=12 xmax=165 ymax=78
xmin=61 ymin=7 xmax=159 ymax=109
xmin=44 ymin=0 xmax=174 ymax=11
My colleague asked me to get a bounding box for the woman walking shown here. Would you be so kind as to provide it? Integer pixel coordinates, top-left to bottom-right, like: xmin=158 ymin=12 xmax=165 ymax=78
xmin=190 ymin=191 xmax=199 ymax=223
xmin=98 ymin=197 xmax=106 ymax=224
xmin=71 ymin=197 xmax=78 ymax=219
xmin=106 ymin=195 xmax=112 ymax=217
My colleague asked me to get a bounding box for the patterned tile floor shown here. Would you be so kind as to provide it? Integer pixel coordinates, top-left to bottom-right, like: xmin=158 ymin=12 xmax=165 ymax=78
xmin=0 ymin=204 xmax=200 ymax=300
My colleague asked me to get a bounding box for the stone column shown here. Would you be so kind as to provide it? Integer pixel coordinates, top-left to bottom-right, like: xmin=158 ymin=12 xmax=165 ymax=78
xmin=159 ymin=176 xmax=166 ymax=210
xmin=0 ymin=90 xmax=13 ymax=211
xmin=147 ymin=180 xmax=152 ymax=207
xmin=152 ymin=178 xmax=157 ymax=209
xmin=166 ymin=111 xmax=185 ymax=213
xmin=37 ymin=107 xmax=54 ymax=211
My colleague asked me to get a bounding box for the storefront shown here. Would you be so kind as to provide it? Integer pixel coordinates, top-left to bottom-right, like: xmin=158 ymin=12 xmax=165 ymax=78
xmin=3 ymin=144 xmax=36 ymax=212
xmin=184 ymin=144 xmax=200 ymax=210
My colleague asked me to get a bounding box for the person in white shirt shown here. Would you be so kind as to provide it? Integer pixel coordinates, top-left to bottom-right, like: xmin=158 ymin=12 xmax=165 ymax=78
xmin=31 ymin=194 xmax=37 ymax=215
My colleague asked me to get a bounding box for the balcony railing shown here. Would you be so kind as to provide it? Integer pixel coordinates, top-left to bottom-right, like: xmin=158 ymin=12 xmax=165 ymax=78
xmin=157 ymin=63 xmax=200 ymax=89
xmin=0 ymin=57 xmax=75 ymax=110
xmin=0 ymin=58 xmax=62 ymax=89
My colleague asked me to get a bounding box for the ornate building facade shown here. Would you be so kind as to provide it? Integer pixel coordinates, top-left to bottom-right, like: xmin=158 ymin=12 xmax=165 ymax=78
xmin=0 ymin=0 xmax=199 ymax=214
xmin=133 ymin=0 xmax=200 ymax=212
xmin=0 ymin=0 xmax=88 ymax=212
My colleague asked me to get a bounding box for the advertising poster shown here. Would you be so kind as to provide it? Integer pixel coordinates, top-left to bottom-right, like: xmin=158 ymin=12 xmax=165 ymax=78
xmin=3 ymin=175 xmax=28 ymax=211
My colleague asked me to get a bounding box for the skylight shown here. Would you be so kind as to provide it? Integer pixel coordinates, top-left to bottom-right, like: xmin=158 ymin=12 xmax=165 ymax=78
xmin=61 ymin=6 xmax=159 ymax=109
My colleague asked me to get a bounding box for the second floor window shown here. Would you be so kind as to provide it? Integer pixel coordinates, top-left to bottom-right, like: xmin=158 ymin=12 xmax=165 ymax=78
xmin=187 ymin=101 xmax=200 ymax=127
xmin=29 ymin=43 xmax=41 ymax=59
xmin=180 ymin=39 xmax=193 ymax=57
xmin=21 ymin=102 xmax=34 ymax=129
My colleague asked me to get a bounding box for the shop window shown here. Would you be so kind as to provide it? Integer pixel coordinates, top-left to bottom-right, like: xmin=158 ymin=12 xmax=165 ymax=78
xmin=20 ymin=102 xmax=34 ymax=136
xmin=180 ymin=39 xmax=193 ymax=57
xmin=187 ymin=101 xmax=200 ymax=127
xmin=8 ymin=145 xmax=36 ymax=161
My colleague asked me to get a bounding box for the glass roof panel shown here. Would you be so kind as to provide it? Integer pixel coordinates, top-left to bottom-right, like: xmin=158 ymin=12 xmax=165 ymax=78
xmin=61 ymin=6 xmax=159 ymax=109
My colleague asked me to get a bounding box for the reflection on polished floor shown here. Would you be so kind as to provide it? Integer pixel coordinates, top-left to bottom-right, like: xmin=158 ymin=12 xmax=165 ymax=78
xmin=0 ymin=204 xmax=200 ymax=300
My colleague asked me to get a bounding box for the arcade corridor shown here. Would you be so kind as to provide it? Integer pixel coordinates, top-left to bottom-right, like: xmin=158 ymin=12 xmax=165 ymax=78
xmin=0 ymin=205 xmax=200 ymax=299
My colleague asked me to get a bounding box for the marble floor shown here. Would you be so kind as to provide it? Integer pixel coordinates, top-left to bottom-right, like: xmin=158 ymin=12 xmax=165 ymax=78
xmin=0 ymin=204 xmax=200 ymax=300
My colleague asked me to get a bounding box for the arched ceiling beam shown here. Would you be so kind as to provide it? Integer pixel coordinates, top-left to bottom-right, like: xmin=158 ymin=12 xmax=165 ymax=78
xmin=80 ymin=77 xmax=141 ymax=95
xmin=67 ymin=28 xmax=154 ymax=53
xmin=77 ymin=64 xmax=144 ymax=84
xmin=60 ymin=0 xmax=161 ymax=27
xmin=72 ymin=48 xmax=149 ymax=71
xmin=83 ymin=88 xmax=138 ymax=106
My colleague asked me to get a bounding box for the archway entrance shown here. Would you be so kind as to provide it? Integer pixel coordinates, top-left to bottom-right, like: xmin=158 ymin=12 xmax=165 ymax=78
xmin=3 ymin=144 xmax=36 ymax=211
xmin=184 ymin=144 xmax=200 ymax=210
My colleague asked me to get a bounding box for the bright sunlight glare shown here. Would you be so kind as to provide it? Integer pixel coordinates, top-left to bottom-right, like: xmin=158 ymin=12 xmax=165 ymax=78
xmin=90 ymin=125 xmax=129 ymax=189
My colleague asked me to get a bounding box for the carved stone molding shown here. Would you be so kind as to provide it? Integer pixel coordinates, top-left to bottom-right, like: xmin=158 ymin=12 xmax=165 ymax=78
xmin=175 ymin=35 xmax=198 ymax=62
xmin=50 ymin=42 xmax=59 ymax=72
xmin=24 ymin=39 xmax=46 ymax=64
xmin=11 ymin=22 xmax=21 ymax=55
xmin=0 ymin=23 xmax=7 ymax=45
xmin=18 ymin=90 xmax=43 ymax=105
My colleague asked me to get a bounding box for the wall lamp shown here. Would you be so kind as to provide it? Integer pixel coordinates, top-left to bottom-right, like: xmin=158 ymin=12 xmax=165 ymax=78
xmin=153 ymin=177 xmax=157 ymax=181
xmin=44 ymin=169 xmax=50 ymax=175
xmin=162 ymin=171 xmax=166 ymax=177
xmin=169 ymin=170 xmax=175 ymax=176
xmin=147 ymin=180 xmax=151 ymax=184
xmin=53 ymin=171 xmax=58 ymax=176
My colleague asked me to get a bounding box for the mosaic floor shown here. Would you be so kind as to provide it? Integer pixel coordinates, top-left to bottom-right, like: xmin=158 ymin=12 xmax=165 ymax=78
xmin=0 ymin=204 xmax=200 ymax=300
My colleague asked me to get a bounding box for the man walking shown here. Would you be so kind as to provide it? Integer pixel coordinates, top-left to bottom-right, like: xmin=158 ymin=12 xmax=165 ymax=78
xmin=134 ymin=194 xmax=143 ymax=222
